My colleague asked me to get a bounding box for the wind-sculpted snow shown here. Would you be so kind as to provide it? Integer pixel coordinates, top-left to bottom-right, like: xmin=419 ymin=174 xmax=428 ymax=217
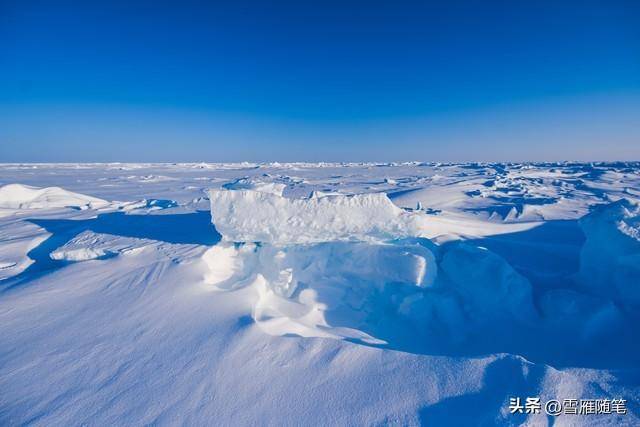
xmin=50 ymin=230 xmax=152 ymax=261
xmin=579 ymin=198 xmax=640 ymax=308
xmin=203 ymin=240 xmax=438 ymax=343
xmin=0 ymin=183 xmax=108 ymax=209
xmin=203 ymin=237 xmax=535 ymax=346
xmin=1 ymin=163 xmax=640 ymax=426
xmin=209 ymin=189 xmax=426 ymax=244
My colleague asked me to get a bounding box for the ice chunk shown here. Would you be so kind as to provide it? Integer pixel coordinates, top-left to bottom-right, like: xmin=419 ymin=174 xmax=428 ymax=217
xmin=209 ymin=189 xmax=424 ymax=244
xmin=222 ymin=177 xmax=286 ymax=196
xmin=50 ymin=230 xmax=153 ymax=261
xmin=50 ymin=247 xmax=116 ymax=262
xmin=116 ymin=198 xmax=178 ymax=212
xmin=0 ymin=183 xmax=108 ymax=209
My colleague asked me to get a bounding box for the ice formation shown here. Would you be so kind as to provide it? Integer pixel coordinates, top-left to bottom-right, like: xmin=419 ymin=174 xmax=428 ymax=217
xmin=204 ymin=180 xmax=640 ymax=369
xmin=115 ymin=198 xmax=178 ymax=212
xmin=439 ymin=243 xmax=537 ymax=323
xmin=203 ymin=240 xmax=438 ymax=343
xmin=205 ymin=187 xmax=544 ymax=346
xmin=207 ymin=188 xmax=443 ymax=341
xmin=578 ymin=198 xmax=640 ymax=308
xmin=222 ymin=177 xmax=286 ymax=196
xmin=209 ymin=189 xmax=426 ymax=244
xmin=0 ymin=183 xmax=108 ymax=209
xmin=50 ymin=230 xmax=151 ymax=261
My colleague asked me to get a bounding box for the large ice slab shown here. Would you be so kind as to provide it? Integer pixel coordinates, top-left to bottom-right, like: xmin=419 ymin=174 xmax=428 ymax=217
xmin=0 ymin=183 xmax=108 ymax=209
xmin=209 ymin=189 xmax=424 ymax=244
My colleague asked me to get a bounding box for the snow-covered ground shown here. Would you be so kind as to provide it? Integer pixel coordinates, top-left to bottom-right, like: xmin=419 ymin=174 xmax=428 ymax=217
xmin=0 ymin=162 xmax=639 ymax=426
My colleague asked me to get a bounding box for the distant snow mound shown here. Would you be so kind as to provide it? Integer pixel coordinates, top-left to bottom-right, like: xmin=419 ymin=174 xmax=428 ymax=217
xmin=222 ymin=177 xmax=286 ymax=196
xmin=209 ymin=189 xmax=425 ymax=244
xmin=50 ymin=230 xmax=151 ymax=261
xmin=578 ymin=198 xmax=640 ymax=308
xmin=117 ymin=198 xmax=178 ymax=212
xmin=0 ymin=184 xmax=108 ymax=210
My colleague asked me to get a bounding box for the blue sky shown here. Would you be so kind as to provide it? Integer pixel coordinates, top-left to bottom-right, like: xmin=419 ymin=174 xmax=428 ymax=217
xmin=1 ymin=1 xmax=639 ymax=162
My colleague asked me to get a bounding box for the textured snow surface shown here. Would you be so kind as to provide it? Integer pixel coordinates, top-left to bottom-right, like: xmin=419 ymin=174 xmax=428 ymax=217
xmin=50 ymin=230 xmax=153 ymax=261
xmin=1 ymin=162 xmax=640 ymax=426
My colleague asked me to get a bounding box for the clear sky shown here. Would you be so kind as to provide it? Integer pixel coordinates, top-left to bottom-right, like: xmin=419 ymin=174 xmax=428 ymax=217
xmin=1 ymin=1 xmax=639 ymax=162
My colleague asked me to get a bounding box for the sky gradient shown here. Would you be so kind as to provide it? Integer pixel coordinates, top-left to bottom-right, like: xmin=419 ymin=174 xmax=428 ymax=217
xmin=1 ymin=1 xmax=639 ymax=162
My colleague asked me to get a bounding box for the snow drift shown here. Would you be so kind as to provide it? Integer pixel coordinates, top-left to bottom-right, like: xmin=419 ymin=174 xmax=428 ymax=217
xmin=578 ymin=198 xmax=640 ymax=308
xmin=209 ymin=189 xmax=425 ymax=244
xmin=201 ymin=236 xmax=547 ymax=353
xmin=0 ymin=183 xmax=108 ymax=209
xmin=203 ymin=239 xmax=439 ymax=343
xmin=50 ymin=230 xmax=151 ymax=261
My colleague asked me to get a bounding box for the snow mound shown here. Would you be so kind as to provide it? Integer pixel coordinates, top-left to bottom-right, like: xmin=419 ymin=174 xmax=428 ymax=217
xmin=201 ymin=236 xmax=551 ymax=354
xmin=209 ymin=189 xmax=425 ymax=244
xmin=0 ymin=184 xmax=108 ymax=210
xmin=578 ymin=198 xmax=640 ymax=308
xmin=203 ymin=240 xmax=438 ymax=343
xmin=440 ymin=243 xmax=537 ymax=323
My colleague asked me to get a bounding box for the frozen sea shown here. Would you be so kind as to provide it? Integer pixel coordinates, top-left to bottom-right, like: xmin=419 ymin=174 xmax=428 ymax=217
xmin=1 ymin=162 xmax=639 ymax=426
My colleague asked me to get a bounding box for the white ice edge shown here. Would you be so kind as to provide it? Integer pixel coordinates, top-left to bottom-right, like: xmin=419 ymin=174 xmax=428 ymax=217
xmin=209 ymin=189 xmax=426 ymax=244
